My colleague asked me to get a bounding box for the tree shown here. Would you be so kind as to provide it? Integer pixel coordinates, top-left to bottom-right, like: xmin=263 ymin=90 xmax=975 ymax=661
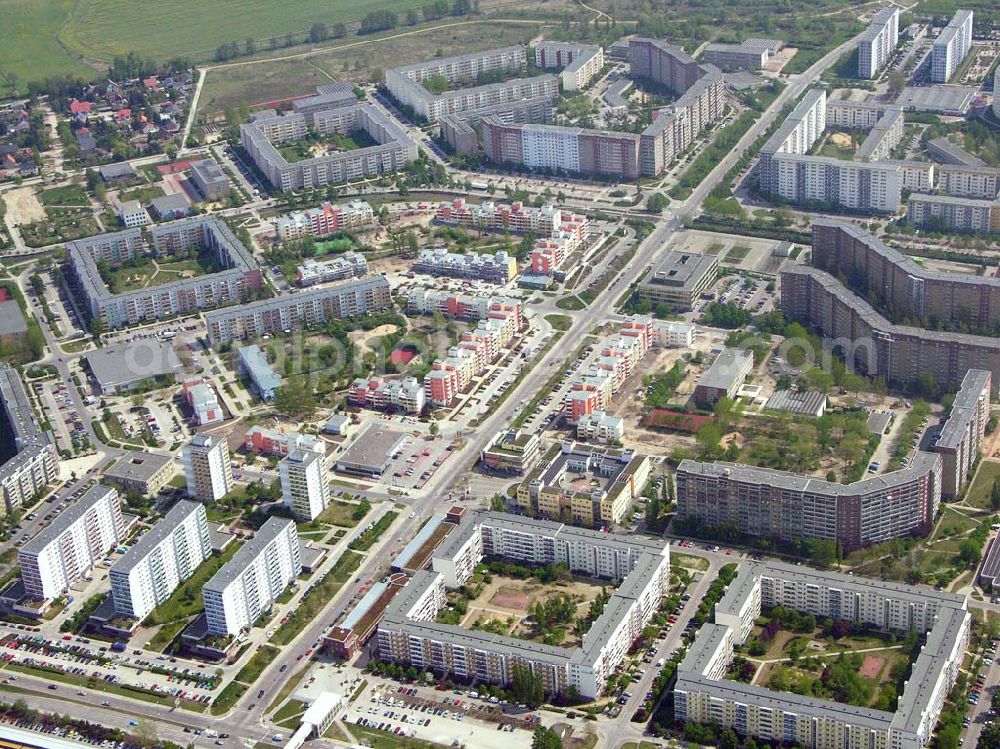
xmin=309 ymin=23 xmax=328 ymax=43
xmin=990 ymin=477 xmax=1000 ymax=512
xmin=273 ymin=378 xmax=317 ymax=419
xmin=531 ymin=726 xmax=562 ymax=749
xmin=960 ymin=538 xmax=982 ymax=568
xmin=429 ymin=421 xmax=439 ymax=437
xmin=511 ymin=663 xmax=545 ymax=708
xmin=331 ymin=23 xmax=347 ymax=38
xmin=647 ymin=193 xmax=668 ymax=213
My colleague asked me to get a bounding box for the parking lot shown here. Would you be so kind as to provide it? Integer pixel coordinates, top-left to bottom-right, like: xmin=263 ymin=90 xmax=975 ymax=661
xmin=34 ymin=378 xmax=88 ymax=454
xmin=377 ymin=427 xmax=457 ymax=492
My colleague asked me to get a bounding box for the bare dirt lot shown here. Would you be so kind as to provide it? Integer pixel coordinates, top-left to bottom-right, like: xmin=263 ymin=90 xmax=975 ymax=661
xmin=4 ymin=187 xmax=46 ymax=224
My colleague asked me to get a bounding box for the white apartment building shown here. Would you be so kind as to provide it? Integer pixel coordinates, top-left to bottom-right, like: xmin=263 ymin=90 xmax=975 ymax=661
xmin=117 ymin=200 xmax=150 ymax=229
xmin=857 ymin=6 xmax=900 ymax=79
xmin=651 ymin=320 xmax=694 ymax=348
xmin=935 ymin=369 xmax=991 ymax=499
xmin=279 ymin=449 xmax=329 ymax=521
xmin=203 ymin=516 xmax=301 ymax=636
xmin=576 ymin=411 xmax=625 ymax=444
xmin=931 ymin=10 xmax=974 ymax=83
xmin=19 ymin=485 xmax=125 ymax=601
xmin=937 ymin=164 xmax=1000 ymax=199
xmin=533 ymin=42 xmax=605 ymax=91
xmin=522 ymin=125 xmax=582 ymax=172
xmin=773 ymin=153 xmax=903 ymax=213
xmin=182 ymin=434 xmax=233 ymax=502
xmin=995 ymin=67 xmax=1000 ymax=120
xmin=109 ymin=500 xmax=212 ymax=620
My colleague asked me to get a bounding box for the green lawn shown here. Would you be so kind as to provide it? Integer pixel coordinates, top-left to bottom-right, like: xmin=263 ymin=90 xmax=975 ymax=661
xmin=210 ymin=681 xmax=248 ymax=716
xmin=40 ymin=184 xmax=90 ymax=206
xmin=544 ymin=314 xmax=572 ymax=332
xmin=348 ymin=512 xmax=397 ymax=552
xmin=234 ymin=645 xmax=280 ymax=684
xmin=272 ymin=550 xmax=362 ymax=646
xmin=0 ymin=0 xmax=95 ymax=96
xmin=119 ymin=185 xmax=165 ymax=204
xmin=146 ymin=542 xmax=243 ymax=625
xmin=965 ymin=460 xmax=1000 ymax=509
xmin=316 ymin=500 xmax=362 ymax=528
xmin=146 ymin=619 xmax=188 ymax=653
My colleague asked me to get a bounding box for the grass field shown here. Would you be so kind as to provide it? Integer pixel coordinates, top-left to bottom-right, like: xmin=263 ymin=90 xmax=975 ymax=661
xmin=199 ymin=21 xmax=535 ymax=114
xmin=966 ymin=460 xmax=1000 ymax=510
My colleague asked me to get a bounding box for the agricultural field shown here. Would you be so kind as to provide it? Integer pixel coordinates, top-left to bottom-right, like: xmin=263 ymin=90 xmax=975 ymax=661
xmin=199 ymin=21 xmax=537 ymax=114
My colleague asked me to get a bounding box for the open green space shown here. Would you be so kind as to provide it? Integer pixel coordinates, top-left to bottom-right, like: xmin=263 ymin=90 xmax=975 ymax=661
xmin=966 ymin=460 xmax=1000 ymax=510
xmin=146 ymin=541 xmax=243 ymax=626
xmin=317 ymin=500 xmax=364 ymax=527
xmin=98 ymin=250 xmax=219 ymax=294
xmin=210 ymin=680 xmax=248 ymax=716
xmin=277 ymin=130 xmax=378 ymax=163
xmin=271 ymin=550 xmax=363 ymax=646
xmin=40 ymin=184 xmax=90 ymax=207
xmin=349 ymin=511 xmax=398 ymax=551
xmin=146 ymin=619 xmax=188 ymax=653
xmin=235 ymin=645 xmax=280 ymax=684
xmin=118 ymin=185 xmax=166 ymax=204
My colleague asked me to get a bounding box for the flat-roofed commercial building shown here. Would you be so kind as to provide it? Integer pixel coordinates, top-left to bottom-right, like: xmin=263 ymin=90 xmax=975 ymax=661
xmin=636 ymin=251 xmax=718 ymax=310
xmin=188 ymin=158 xmax=231 ymax=201
xmin=701 ymin=38 xmax=780 ymax=71
xmin=935 ymin=369 xmax=991 ymax=499
xmin=19 ymin=485 xmax=125 ymax=601
xmin=204 ymin=275 xmax=391 ymax=346
xmin=334 ymin=426 xmax=408 ymax=478
xmin=182 ymin=434 xmax=233 ymax=502
xmin=810 ymin=219 xmax=1000 ymax=333
xmin=280 ymin=449 xmax=329 ymax=521
xmin=780 ymin=264 xmax=1000 ymax=390
xmin=676 ymin=452 xmax=942 ymax=551
xmin=857 ymin=6 xmax=900 ymax=79
xmin=693 ymin=348 xmax=754 ymax=406
xmin=203 ymin=516 xmax=301 ymax=636
xmin=0 ymin=365 xmax=58 ymax=516
xmin=377 ymin=511 xmax=669 ymax=698
xmin=676 ymin=561 xmax=969 ymax=749
xmin=109 ymin=500 xmax=211 ymax=620
xmin=103 ymin=450 xmax=175 ymax=496
xmin=83 ymin=339 xmax=183 ymax=395
xmin=931 ymin=9 xmax=974 ymax=83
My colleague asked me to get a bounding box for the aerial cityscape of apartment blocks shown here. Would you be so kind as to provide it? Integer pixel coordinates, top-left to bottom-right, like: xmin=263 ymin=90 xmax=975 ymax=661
xmin=406 ymin=289 xmax=524 ymax=325
xmin=67 ymin=217 xmax=263 ymax=329
xmin=532 ymin=42 xmax=605 ymax=90
xmin=676 ymin=562 xmax=969 ymax=749
xmin=438 ymin=96 xmax=554 ymax=154
xmin=377 ymin=511 xmax=669 ymax=698
xmin=349 ymin=376 xmax=426 ymax=414
xmin=241 ymin=103 xmax=418 ymax=192
xmin=935 ymin=369 xmax=992 ymax=499
xmin=779 ymin=264 xmax=1000 ymax=390
xmin=434 ymin=198 xmax=591 ymax=241
xmin=931 ymin=10 xmax=974 ymax=83
xmin=857 ymin=6 xmax=900 ymax=78
xmin=280 ymin=449 xmax=330 ymax=521
xmin=0 ymin=365 xmax=59 ymax=516
xmin=19 ymin=485 xmax=125 ymax=601
xmin=275 ymin=200 xmax=375 ymax=241
xmin=676 ymin=453 xmax=942 ymax=550
xmin=204 ymin=275 xmax=392 ymax=345
xmin=109 ymin=500 xmax=212 ymax=620
xmin=384 ymin=46 xmax=560 ymax=122
xmin=183 ymin=433 xmax=234 ymax=502
xmin=203 ymin=516 xmax=302 ymax=636
xmin=810 ymin=220 xmax=1000 ymax=331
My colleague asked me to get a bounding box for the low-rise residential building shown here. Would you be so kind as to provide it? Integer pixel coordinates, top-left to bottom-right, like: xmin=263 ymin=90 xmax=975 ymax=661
xmin=576 ymin=411 xmax=624 ymax=444
xmin=103 ymin=451 xmax=175 ymax=496
xmin=677 ymin=452 xmax=942 ymax=551
xmin=204 ymin=275 xmax=392 ymax=345
xmin=480 ymin=430 xmax=542 ymax=474
xmin=935 ymin=369 xmax=991 ymax=499
xmin=413 ymin=248 xmax=516 ymax=285
xmin=236 ymin=345 xmax=281 ymax=402
xmin=651 ymin=320 xmax=695 ymax=348
xmin=295 ymin=253 xmax=368 ymax=287
xmin=693 ymin=348 xmax=754 ymax=406
xmin=275 ymin=201 xmax=374 ymax=242
xmin=515 ymin=441 xmax=650 ymax=527
xmin=203 ymin=517 xmax=301 ymax=636
xmin=19 ymin=485 xmax=125 ymax=602
xmin=676 ymin=561 xmax=969 ymax=749
xmin=182 ymin=434 xmax=233 ymax=502
xmin=109 ymin=500 xmax=211 ymax=620
xmin=348 ymin=376 xmax=425 ymax=414
xmin=243 ymin=425 xmax=325 ymax=457
xmin=636 ymin=251 xmax=718 ymax=311
xmin=377 ymin=511 xmax=669 ymax=698
xmin=280 ymin=449 xmax=329 ymax=521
